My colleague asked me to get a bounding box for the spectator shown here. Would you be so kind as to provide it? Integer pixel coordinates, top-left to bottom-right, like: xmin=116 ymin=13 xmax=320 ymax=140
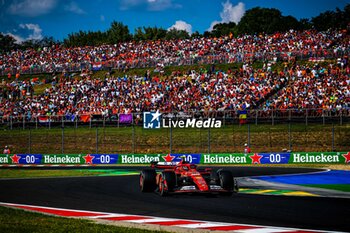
xmin=244 ymin=143 xmax=251 ymax=153
xmin=3 ymin=145 xmax=10 ymax=154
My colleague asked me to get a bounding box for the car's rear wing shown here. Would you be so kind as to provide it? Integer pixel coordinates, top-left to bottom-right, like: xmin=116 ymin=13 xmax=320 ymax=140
xmin=150 ymin=161 xmax=177 ymax=169
xmin=150 ymin=161 xmax=212 ymax=174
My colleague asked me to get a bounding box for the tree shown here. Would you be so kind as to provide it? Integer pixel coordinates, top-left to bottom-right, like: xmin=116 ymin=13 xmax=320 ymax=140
xmin=299 ymin=18 xmax=312 ymax=30
xmin=311 ymin=4 xmax=350 ymax=31
xmin=209 ymin=22 xmax=236 ymax=38
xmin=38 ymin=36 xmax=58 ymax=47
xmin=0 ymin=33 xmax=17 ymax=52
xmin=107 ymin=21 xmax=132 ymax=44
xmin=21 ymin=39 xmax=40 ymax=49
xmin=203 ymin=31 xmax=212 ymax=38
xmin=191 ymin=31 xmax=202 ymax=39
xmin=165 ymin=28 xmax=190 ymax=40
xmin=237 ymin=7 xmax=301 ymax=35
xmin=134 ymin=26 xmax=167 ymax=41
xmin=281 ymin=16 xmax=301 ymax=31
xmin=133 ymin=27 xmax=144 ymax=41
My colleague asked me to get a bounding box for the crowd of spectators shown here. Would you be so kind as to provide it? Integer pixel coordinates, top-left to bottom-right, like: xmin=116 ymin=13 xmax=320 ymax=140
xmin=0 ymin=59 xmax=349 ymax=122
xmin=0 ymin=66 xmax=285 ymax=121
xmin=266 ymin=61 xmax=350 ymax=111
xmin=0 ymin=29 xmax=349 ymax=76
xmin=0 ymin=29 xmax=349 ymax=123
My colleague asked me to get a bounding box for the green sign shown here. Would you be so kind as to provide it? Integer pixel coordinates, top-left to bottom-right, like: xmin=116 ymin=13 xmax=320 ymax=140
xmin=0 ymin=154 xmax=9 ymax=164
xmin=118 ymin=154 xmax=164 ymax=164
xmin=290 ymin=152 xmax=349 ymax=164
xmin=42 ymin=154 xmax=83 ymax=164
xmin=201 ymin=154 xmax=249 ymax=164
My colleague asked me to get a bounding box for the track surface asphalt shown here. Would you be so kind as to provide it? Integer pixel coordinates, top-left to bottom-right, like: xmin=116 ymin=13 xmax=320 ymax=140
xmin=0 ymin=166 xmax=349 ymax=232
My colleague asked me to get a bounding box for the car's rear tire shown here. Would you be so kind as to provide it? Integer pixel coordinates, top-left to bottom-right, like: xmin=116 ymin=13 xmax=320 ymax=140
xmin=233 ymin=178 xmax=239 ymax=193
xmin=210 ymin=170 xmax=219 ymax=185
xmin=158 ymin=171 xmax=176 ymax=196
xmin=140 ymin=169 xmax=157 ymax=192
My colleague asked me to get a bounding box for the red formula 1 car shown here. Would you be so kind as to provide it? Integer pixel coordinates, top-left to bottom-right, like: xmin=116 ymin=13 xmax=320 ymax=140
xmin=140 ymin=159 xmax=239 ymax=196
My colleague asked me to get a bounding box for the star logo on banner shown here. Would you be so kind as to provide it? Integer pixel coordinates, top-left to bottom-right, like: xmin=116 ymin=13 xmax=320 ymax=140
xmin=151 ymin=110 xmax=162 ymax=123
xmin=342 ymin=152 xmax=350 ymax=163
xmin=250 ymin=153 xmax=263 ymax=164
xmin=10 ymin=154 xmax=21 ymax=164
xmin=83 ymin=154 xmax=95 ymax=164
xmin=162 ymin=154 xmax=175 ymax=162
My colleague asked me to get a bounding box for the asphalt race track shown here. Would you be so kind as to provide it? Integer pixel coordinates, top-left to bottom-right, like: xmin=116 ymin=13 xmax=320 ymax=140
xmin=0 ymin=167 xmax=349 ymax=232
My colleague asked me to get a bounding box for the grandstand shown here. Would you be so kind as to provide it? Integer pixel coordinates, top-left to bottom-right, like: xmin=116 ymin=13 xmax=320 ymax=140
xmin=0 ymin=29 xmax=349 ymax=124
xmin=0 ymin=29 xmax=348 ymax=75
xmin=0 ymin=25 xmax=349 ymax=153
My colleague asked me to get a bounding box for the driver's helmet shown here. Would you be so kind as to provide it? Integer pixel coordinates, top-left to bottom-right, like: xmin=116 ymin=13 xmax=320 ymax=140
xmin=180 ymin=156 xmax=188 ymax=163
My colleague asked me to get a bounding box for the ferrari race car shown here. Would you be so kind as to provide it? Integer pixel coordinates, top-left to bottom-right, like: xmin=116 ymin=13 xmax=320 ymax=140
xmin=140 ymin=159 xmax=239 ymax=196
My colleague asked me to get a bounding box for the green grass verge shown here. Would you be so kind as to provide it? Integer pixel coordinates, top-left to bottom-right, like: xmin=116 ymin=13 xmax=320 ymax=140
xmin=0 ymin=169 xmax=140 ymax=178
xmin=1 ymin=165 xmax=349 ymax=180
xmin=301 ymin=184 xmax=350 ymax=192
xmin=0 ymin=169 xmax=107 ymax=178
xmin=0 ymin=206 xmax=167 ymax=233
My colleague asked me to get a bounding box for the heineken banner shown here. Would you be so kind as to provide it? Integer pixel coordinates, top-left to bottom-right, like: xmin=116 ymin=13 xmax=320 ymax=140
xmin=43 ymin=154 xmax=83 ymax=164
xmin=88 ymin=154 xmax=119 ymax=164
xmin=0 ymin=154 xmax=43 ymax=164
xmin=201 ymin=153 xmax=291 ymax=164
xmin=290 ymin=152 xmax=350 ymax=164
xmin=118 ymin=153 xmax=201 ymax=164
xmin=169 ymin=154 xmax=201 ymax=164
xmin=201 ymin=152 xmax=350 ymax=164
xmin=0 ymin=152 xmax=349 ymax=165
xmin=0 ymin=154 xmax=119 ymax=165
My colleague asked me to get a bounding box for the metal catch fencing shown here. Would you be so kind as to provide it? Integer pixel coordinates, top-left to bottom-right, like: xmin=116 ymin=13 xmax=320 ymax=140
xmin=0 ymin=109 xmax=349 ymax=154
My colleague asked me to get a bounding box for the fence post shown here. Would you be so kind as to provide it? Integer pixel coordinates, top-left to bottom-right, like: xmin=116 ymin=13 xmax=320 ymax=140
xmin=208 ymin=126 xmax=211 ymax=154
xmin=223 ymin=111 xmax=226 ymax=127
xmin=132 ymin=114 xmax=135 ymax=154
xmin=305 ymin=109 xmax=308 ymax=126
xmin=288 ymin=122 xmax=292 ymax=151
xmin=332 ymin=123 xmax=335 ymax=152
xmin=75 ymin=115 xmax=78 ymax=129
xmin=322 ymin=109 xmax=325 ymax=125
xmin=170 ymin=124 xmax=173 ymax=153
xmin=23 ymin=114 xmax=25 ymax=130
xmin=248 ymin=124 xmax=251 ymax=147
xmin=340 ymin=110 xmax=342 ymax=126
xmin=61 ymin=127 xmax=64 ymax=154
xmin=96 ymin=126 xmax=98 ymax=154
xmin=271 ymin=109 xmax=274 ymax=126
xmin=28 ymin=128 xmax=32 ymax=153
xmin=288 ymin=109 xmax=291 ymax=122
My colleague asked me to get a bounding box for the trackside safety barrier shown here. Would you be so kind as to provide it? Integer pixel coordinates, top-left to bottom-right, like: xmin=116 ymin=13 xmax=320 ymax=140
xmin=0 ymin=152 xmax=349 ymax=165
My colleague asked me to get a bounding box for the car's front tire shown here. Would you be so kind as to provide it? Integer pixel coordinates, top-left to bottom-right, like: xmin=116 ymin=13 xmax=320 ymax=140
xmin=140 ymin=169 xmax=157 ymax=192
xmin=218 ymin=170 xmax=234 ymax=196
xmin=158 ymin=171 xmax=176 ymax=196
